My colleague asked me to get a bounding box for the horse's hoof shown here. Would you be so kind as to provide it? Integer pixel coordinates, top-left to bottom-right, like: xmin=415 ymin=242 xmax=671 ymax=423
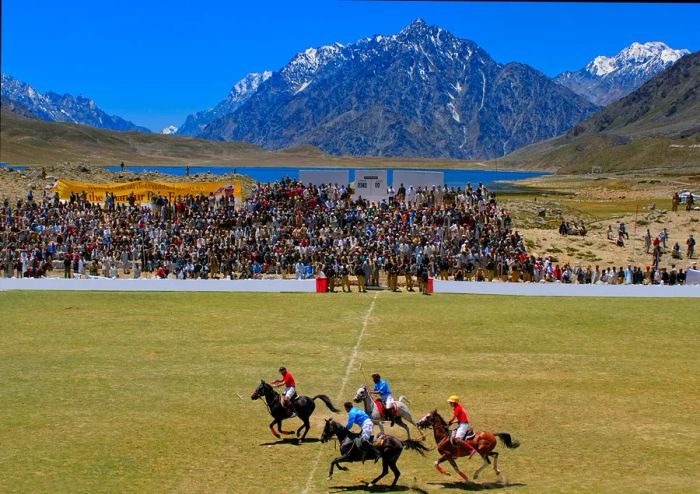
xmin=368 ymin=484 xmax=374 ymax=488
xmin=327 ymin=476 xmax=332 ymax=481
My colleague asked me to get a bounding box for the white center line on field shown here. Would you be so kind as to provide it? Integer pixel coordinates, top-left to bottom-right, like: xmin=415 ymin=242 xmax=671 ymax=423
xmin=300 ymin=291 xmax=379 ymax=494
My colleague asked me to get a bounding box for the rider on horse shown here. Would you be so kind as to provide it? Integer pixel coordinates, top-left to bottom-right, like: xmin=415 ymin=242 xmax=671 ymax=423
xmin=447 ymin=395 xmax=478 ymax=458
xmin=344 ymin=401 xmax=381 ymax=463
xmin=271 ymin=367 xmax=296 ymax=416
xmin=370 ymin=373 xmax=396 ymax=424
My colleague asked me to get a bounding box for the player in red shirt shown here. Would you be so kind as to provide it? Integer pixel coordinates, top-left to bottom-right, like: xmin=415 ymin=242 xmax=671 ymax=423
xmin=447 ymin=395 xmax=478 ymax=458
xmin=271 ymin=366 xmax=297 ymax=412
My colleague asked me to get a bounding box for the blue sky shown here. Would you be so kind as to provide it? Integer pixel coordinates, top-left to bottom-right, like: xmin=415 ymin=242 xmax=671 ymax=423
xmin=2 ymin=1 xmax=698 ymax=131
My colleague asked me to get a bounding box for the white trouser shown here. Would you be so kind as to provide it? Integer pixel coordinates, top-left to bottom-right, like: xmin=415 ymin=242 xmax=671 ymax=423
xmin=385 ymin=395 xmax=395 ymax=408
xmin=454 ymin=422 xmax=470 ymax=440
xmin=284 ymin=387 xmax=296 ymax=400
xmin=361 ymin=419 xmax=374 ymax=441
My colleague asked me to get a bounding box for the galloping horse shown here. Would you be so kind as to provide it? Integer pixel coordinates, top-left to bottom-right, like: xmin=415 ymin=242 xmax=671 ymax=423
xmin=353 ymin=384 xmax=420 ymax=440
xmin=250 ymin=380 xmax=338 ymax=441
xmin=416 ymin=409 xmax=520 ymax=482
xmin=320 ymin=418 xmax=430 ymax=488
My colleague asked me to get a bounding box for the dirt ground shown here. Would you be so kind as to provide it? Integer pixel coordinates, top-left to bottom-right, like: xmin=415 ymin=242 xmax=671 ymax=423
xmin=2 ymin=163 xmax=698 ymax=272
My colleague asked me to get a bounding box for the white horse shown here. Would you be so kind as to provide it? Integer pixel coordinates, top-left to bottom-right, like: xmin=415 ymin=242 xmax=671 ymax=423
xmin=353 ymin=384 xmax=421 ymax=440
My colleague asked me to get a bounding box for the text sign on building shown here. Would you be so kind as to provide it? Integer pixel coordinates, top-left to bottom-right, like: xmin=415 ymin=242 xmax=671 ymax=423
xmin=353 ymin=169 xmax=388 ymax=202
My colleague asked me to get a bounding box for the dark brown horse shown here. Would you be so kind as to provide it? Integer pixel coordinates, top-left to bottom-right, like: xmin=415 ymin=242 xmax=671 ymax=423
xmin=250 ymin=380 xmax=338 ymax=441
xmin=320 ymin=418 xmax=430 ymax=488
xmin=416 ymin=409 xmax=520 ymax=482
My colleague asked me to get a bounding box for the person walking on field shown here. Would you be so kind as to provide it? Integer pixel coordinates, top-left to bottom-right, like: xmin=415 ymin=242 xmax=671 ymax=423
xmin=447 ymin=395 xmax=478 ymax=458
xmin=271 ymin=367 xmax=297 ymax=415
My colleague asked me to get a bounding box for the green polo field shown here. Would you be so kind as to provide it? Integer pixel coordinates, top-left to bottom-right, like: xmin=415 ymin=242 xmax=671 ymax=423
xmin=0 ymin=291 xmax=698 ymax=493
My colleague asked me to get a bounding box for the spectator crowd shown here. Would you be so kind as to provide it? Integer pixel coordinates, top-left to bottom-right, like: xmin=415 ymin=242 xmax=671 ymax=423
xmin=1 ymin=178 xmax=696 ymax=289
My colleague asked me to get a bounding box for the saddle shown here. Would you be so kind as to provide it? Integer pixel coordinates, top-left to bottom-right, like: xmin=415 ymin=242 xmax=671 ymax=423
xmin=444 ymin=428 xmax=476 ymax=447
xmin=352 ymin=434 xmax=384 ymax=449
xmin=279 ymin=393 xmax=298 ymax=417
xmin=374 ymin=399 xmax=398 ymax=420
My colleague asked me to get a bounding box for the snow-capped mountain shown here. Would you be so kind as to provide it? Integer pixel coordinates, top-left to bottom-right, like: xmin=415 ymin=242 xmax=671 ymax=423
xmin=196 ymin=19 xmax=597 ymax=159
xmin=161 ymin=125 xmax=178 ymax=135
xmin=176 ymin=71 xmax=272 ymax=136
xmin=0 ymin=74 xmax=151 ymax=132
xmin=555 ymin=42 xmax=690 ymax=106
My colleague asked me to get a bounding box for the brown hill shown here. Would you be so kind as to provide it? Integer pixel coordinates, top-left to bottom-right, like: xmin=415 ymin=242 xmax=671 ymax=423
xmin=0 ymin=109 xmax=488 ymax=169
xmin=502 ymin=52 xmax=700 ymax=173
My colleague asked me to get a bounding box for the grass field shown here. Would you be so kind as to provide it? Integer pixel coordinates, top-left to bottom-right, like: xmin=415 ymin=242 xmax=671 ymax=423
xmin=1 ymin=291 xmax=698 ymax=493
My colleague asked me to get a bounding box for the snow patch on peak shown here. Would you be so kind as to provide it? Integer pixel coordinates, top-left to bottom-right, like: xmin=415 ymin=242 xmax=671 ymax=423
xmin=585 ymin=41 xmax=689 ymax=77
xmin=229 ymin=71 xmax=272 ymax=100
xmin=161 ymin=125 xmax=178 ymax=135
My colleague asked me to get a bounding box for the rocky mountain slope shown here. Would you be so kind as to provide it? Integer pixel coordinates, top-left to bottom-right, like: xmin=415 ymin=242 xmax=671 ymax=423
xmin=193 ymin=19 xmax=598 ymax=159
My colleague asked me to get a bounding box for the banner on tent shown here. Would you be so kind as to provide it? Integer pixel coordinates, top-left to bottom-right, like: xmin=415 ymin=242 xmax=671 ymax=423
xmin=53 ymin=179 xmax=242 ymax=203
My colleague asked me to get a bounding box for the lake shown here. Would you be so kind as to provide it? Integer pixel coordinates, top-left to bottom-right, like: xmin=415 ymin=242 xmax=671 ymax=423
xmin=104 ymin=165 xmax=547 ymax=190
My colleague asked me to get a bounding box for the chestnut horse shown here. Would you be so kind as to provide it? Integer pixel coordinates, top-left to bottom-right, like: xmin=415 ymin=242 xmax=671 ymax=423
xmin=416 ymin=409 xmax=520 ymax=482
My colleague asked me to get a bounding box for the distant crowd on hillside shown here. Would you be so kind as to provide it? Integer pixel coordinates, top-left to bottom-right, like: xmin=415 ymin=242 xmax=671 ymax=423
xmin=0 ymin=179 xmax=696 ymax=288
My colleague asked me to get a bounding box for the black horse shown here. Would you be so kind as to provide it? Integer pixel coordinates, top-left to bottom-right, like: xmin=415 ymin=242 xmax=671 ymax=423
xmin=320 ymin=418 xmax=431 ymax=487
xmin=250 ymin=380 xmax=338 ymax=441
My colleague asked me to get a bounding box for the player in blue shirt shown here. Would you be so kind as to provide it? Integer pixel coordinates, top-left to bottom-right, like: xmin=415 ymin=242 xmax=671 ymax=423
xmin=344 ymin=402 xmax=381 ymax=462
xmin=370 ymin=373 xmax=396 ymax=423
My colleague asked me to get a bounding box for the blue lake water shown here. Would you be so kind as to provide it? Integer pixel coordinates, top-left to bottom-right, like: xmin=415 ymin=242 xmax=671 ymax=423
xmin=105 ymin=165 xmax=547 ymax=190
xmin=0 ymin=163 xmax=26 ymax=171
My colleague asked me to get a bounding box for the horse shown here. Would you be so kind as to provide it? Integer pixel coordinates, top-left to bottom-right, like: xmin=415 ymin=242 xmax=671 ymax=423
xmin=320 ymin=418 xmax=430 ymax=488
xmin=353 ymin=384 xmax=420 ymax=440
xmin=250 ymin=380 xmax=338 ymax=441
xmin=416 ymin=409 xmax=520 ymax=482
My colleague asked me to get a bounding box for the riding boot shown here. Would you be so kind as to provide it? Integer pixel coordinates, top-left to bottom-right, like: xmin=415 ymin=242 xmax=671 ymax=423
xmin=461 ymin=439 xmax=478 ymax=459
xmin=362 ymin=439 xmax=381 ymax=463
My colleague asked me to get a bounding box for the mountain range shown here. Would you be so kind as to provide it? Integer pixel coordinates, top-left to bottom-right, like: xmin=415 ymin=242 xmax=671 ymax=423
xmin=555 ymin=42 xmax=690 ymax=106
xmin=1 ymin=20 xmax=694 ymax=165
xmin=186 ymin=19 xmax=599 ymax=159
xmin=0 ymin=74 xmax=150 ymax=133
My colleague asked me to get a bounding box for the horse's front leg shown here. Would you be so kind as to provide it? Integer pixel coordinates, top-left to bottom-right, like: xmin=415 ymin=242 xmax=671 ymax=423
xmin=269 ymin=419 xmax=281 ymax=438
xmin=435 ymin=453 xmax=451 ymax=475
xmin=327 ymin=455 xmax=351 ymax=480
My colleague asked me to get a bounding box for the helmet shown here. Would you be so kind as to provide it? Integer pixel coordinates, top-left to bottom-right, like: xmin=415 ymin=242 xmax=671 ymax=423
xmin=279 ymin=366 xmax=286 ymax=373
xmin=447 ymin=395 xmax=460 ymax=404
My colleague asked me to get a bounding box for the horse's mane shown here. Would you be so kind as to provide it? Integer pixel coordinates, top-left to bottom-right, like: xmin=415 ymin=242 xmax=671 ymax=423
xmin=433 ymin=410 xmax=448 ymax=428
xmin=327 ymin=419 xmax=359 ymax=439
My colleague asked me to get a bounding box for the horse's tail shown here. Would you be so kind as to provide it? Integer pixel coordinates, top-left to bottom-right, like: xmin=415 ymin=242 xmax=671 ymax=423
xmin=398 ymin=395 xmax=409 ymax=405
xmin=402 ymin=439 xmax=431 ymax=455
xmin=313 ymin=394 xmax=340 ymax=413
xmin=494 ymin=432 xmax=520 ymax=449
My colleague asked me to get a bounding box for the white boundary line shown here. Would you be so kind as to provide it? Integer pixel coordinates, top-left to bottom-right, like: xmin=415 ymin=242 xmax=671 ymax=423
xmin=301 ymin=291 xmax=379 ymax=494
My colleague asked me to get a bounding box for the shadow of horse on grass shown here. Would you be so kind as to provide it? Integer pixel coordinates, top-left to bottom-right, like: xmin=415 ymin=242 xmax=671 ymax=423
xmin=427 ymin=480 xmax=527 ymax=491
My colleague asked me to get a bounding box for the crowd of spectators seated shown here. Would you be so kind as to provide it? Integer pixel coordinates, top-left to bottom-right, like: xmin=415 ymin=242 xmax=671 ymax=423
xmin=0 ymin=179 xmax=695 ymax=288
